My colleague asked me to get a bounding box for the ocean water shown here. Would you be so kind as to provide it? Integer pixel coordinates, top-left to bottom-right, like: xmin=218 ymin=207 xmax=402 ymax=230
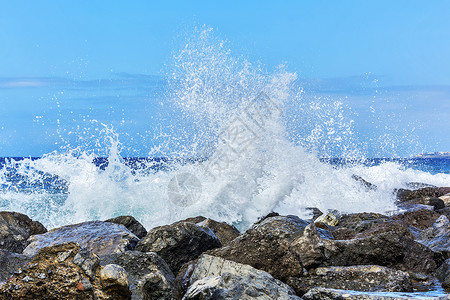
xmin=1 ymin=27 xmax=450 ymax=231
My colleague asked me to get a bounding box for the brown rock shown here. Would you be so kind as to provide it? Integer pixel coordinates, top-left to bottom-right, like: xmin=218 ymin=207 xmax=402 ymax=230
xmin=393 ymin=208 xmax=441 ymax=230
xmin=0 ymin=243 xmax=131 ymax=299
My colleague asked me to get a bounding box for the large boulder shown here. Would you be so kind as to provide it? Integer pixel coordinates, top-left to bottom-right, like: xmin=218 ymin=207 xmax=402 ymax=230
xmin=105 ymin=216 xmax=147 ymax=239
xmin=0 ymin=211 xmax=47 ymax=253
xmin=195 ymin=218 xmax=240 ymax=246
xmin=0 ymin=242 xmax=131 ymax=299
xmin=182 ymin=254 xmax=300 ymax=300
xmin=392 ymin=208 xmax=441 ymax=230
xmin=100 ymin=251 xmax=178 ymax=300
xmin=135 ymin=221 xmax=221 ymax=273
xmin=176 ymin=216 xmax=240 ymax=246
xmin=208 ymin=215 xmax=309 ymax=281
xmin=23 ymin=221 xmax=139 ymax=257
xmin=397 ymin=187 xmax=450 ymax=202
xmin=418 ymin=215 xmax=450 ymax=258
xmin=0 ymin=249 xmax=30 ymax=288
xmin=287 ymin=265 xmax=413 ymax=296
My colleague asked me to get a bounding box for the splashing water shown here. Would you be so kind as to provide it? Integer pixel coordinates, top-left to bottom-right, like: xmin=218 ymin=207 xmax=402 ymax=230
xmin=1 ymin=26 xmax=450 ymax=231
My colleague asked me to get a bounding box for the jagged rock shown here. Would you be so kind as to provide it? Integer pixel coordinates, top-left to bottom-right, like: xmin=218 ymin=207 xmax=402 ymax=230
xmin=392 ymin=208 xmax=441 ymax=230
xmin=0 ymin=249 xmax=30 ymax=288
xmin=436 ymin=258 xmax=450 ymax=288
xmin=351 ymin=175 xmax=378 ymax=191
xmin=418 ymin=215 xmax=450 ymax=258
xmin=303 ymin=287 xmax=448 ymax=299
xmin=135 ymin=221 xmax=221 ymax=273
xmin=0 ymin=242 xmax=131 ymax=299
xmin=397 ymin=187 xmax=450 ymax=202
xmin=105 ymin=216 xmax=147 ymax=239
xmin=399 ymin=197 xmax=445 ymax=210
xmin=338 ymin=212 xmax=389 ymax=230
xmin=177 ymin=216 xmax=240 ymax=246
xmin=182 ymin=254 xmax=300 ymax=299
xmin=100 ymin=251 xmax=177 ymax=300
xmin=315 ymin=213 xmax=338 ymax=227
xmin=322 ymin=227 xmax=440 ymax=274
xmin=208 ymin=215 xmax=309 ymax=281
xmin=196 ymin=218 xmax=240 ymax=246
xmin=0 ymin=211 xmax=47 ymax=253
xmin=287 ymin=265 xmax=413 ymax=295
xmin=305 ymin=207 xmax=323 ymax=221
xmin=440 ymin=193 xmax=450 ymax=206
xmin=23 ymin=221 xmax=139 ymax=257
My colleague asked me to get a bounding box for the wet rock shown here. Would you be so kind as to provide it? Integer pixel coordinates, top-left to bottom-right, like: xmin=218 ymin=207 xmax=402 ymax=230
xmin=418 ymin=215 xmax=450 ymax=258
xmin=305 ymin=207 xmax=323 ymax=221
xmin=196 ymin=218 xmax=240 ymax=246
xmin=440 ymin=193 xmax=450 ymax=206
xmin=0 ymin=242 xmax=131 ymax=299
xmin=397 ymin=187 xmax=450 ymax=202
xmin=400 ymin=197 xmax=445 ymax=210
xmin=392 ymin=208 xmax=441 ymax=230
xmin=351 ymin=174 xmax=378 ymax=191
xmin=0 ymin=211 xmax=47 ymax=253
xmin=100 ymin=251 xmax=177 ymax=300
xmin=23 ymin=221 xmax=139 ymax=257
xmin=287 ymin=265 xmax=413 ymax=296
xmin=436 ymin=258 xmax=450 ymax=288
xmin=338 ymin=212 xmax=389 ymax=230
xmin=303 ymin=287 xmax=447 ymax=299
xmin=323 ymin=229 xmax=439 ymax=274
xmin=183 ymin=254 xmax=300 ymax=300
xmin=0 ymin=249 xmax=30 ymax=287
xmin=135 ymin=221 xmax=221 ymax=273
xmin=315 ymin=213 xmax=338 ymax=227
xmin=208 ymin=215 xmax=309 ymax=281
xmin=105 ymin=215 xmax=148 ymax=239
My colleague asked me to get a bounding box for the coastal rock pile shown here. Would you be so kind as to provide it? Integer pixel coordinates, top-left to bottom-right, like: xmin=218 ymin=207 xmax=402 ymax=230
xmin=2 ymin=185 xmax=450 ymax=299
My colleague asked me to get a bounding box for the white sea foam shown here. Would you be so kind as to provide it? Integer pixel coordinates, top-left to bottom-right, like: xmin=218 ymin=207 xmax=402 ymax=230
xmin=1 ymin=26 xmax=449 ymax=230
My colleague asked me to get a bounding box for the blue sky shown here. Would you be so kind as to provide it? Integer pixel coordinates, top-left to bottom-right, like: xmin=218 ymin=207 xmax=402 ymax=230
xmin=1 ymin=1 xmax=449 ymax=157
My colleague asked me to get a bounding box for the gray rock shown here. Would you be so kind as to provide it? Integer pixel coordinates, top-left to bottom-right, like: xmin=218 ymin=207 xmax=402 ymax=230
xmin=0 ymin=211 xmax=47 ymax=253
xmin=436 ymin=258 xmax=450 ymax=288
xmin=23 ymin=221 xmax=139 ymax=257
xmin=183 ymin=254 xmax=301 ymax=300
xmin=418 ymin=215 xmax=450 ymax=257
xmin=105 ymin=216 xmax=148 ymax=239
xmin=0 ymin=249 xmax=30 ymax=287
xmin=73 ymin=247 xmax=100 ymax=279
xmin=100 ymin=251 xmax=177 ymax=300
xmin=100 ymin=264 xmax=129 ymax=288
xmin=135 ymin=221 xmax=221 ymax=273
xmin=287 ymin=265 xmax=413 ymax=296
xmin=303 ymin=287 xmax=449 ymax=300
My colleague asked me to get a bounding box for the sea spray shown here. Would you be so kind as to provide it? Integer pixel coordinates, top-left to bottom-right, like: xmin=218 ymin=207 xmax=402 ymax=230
xmin=1 ymin=26 xmax=450 ymax=231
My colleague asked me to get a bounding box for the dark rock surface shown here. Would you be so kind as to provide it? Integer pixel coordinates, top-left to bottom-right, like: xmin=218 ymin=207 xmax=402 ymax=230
xmin=195 ymin=218 xmax=240 ymax=246
xmin=397 ymin=187 xmax=450 ymax=202
xmin=0 ymin=211 xmax=47 ymax=253
xmin=392 ymin=208 xmax=441 ymax=230
xmin=0 ymin=242 xmax=131 ymax=299
xmin=303 ymin=287 xmax=446 ymax=299
xmin=0 ymin=249 xmax=30 ymax=287
xmin=287 ymin=265 xmax=413 ymax=295
xmin=23 ymin=221 xmax=139 ymax=257
xmin=208 ymin=215 xmax=309 ymax=281
xmin=100 ymin=251 xmax=178 ymax=300
xmin=135 ymin=221 xmax=221 ymax=273
xmin=105 ymin=215 xmax=148 ymax=239
xmin=418 ymin=215 xmax=450 ymax=258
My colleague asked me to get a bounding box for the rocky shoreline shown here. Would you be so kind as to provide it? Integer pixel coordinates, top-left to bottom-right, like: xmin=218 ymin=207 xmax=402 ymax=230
xmin=1 ymin=184 xmax=450 ymax=299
